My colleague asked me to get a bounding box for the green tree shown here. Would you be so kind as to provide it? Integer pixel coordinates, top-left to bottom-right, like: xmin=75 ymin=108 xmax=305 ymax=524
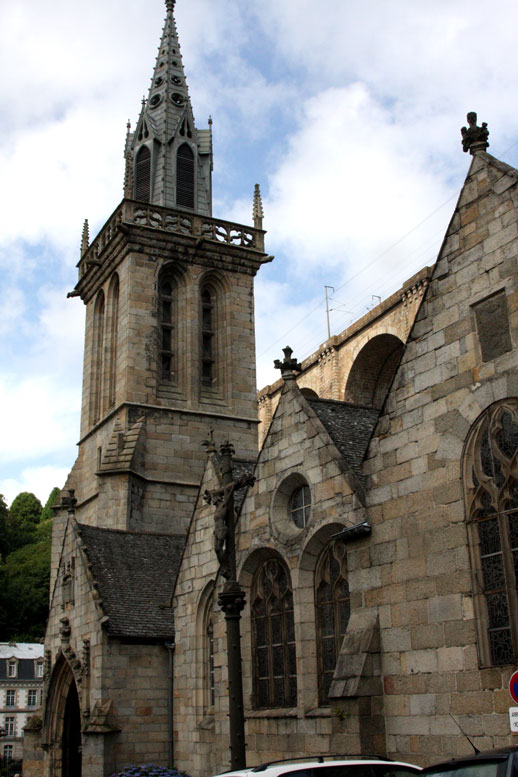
xmin=6 ymin=491 xmax=43 ymax=554
xmin=0 ymin=494 xmax=8 ymax=560
xmin=41 ymin=486 xmax=61 ymax=522
xmin=9 ymin=491 xmax=43 ymax=527
xmin=1 ymin=538 xmax=50 ymax=641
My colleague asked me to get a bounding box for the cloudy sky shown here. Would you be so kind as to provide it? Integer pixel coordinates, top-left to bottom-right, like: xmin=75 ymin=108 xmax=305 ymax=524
xmin=1 ymin=0 xmax=517 ymax=506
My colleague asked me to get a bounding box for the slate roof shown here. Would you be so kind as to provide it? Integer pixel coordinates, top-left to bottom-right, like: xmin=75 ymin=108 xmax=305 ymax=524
xmin=306 ymin=397 xmax=379 ymax=472
xmin=232 ymin=459 xmax=256 ymax=514
xmin=77 ymin=524 xmax=185 ymax=641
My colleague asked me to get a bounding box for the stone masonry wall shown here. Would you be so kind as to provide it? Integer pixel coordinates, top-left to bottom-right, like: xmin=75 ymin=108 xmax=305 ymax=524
xmin=348 ymin=152 xmax=518 ymax=763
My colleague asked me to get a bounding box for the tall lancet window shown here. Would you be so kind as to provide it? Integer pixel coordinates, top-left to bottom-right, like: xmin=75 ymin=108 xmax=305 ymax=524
xmin=251 ymin=557 xmax=297 ymax=709
xmin=464 ymin=400 xmax=518 ymax=666
xmin=201 ymin=287 xmax=215 ymax=388
xmin=159 ymin=275 xmax=177 ymax=383
xmin=315 ymin=540 xmax=350 ymax=704
xmin=176 ymin=143 xmax=195 ymax=209
xmin=106 ymin=274 xmax=119 ymax=409
xmin=91 ymin=290 xmax=105 ymax=424
xmin=135 ymin=145 xmax=151 ymax=201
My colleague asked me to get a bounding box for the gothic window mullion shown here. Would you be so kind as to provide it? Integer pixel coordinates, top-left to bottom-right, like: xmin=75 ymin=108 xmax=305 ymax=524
xmin=467 ymin=402 xmax=518 ymax=667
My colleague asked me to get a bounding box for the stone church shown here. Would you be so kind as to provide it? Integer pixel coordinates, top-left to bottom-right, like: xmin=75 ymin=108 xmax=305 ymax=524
xmin=36 ymin=2 xmax=518 ymax=776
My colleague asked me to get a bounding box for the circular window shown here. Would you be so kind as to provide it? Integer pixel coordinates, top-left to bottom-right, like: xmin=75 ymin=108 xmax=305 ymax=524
xmin=288 ymin=485 xmax=311 ymax=528
xmin=149 ymin=94 xmax=162 ymax=108
xmin=270 ymin=473 xmax=312 ymax=542
xmin=171 ymin=92 xmax=184 ymax=105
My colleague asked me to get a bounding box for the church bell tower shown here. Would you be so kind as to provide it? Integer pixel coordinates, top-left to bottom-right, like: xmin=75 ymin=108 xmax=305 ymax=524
xmin=64 ymin=0 xmax=271 ymax=538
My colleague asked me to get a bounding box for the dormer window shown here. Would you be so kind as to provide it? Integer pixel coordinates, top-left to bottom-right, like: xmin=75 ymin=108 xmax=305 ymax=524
xmin=7 ymin=661 xmax=17 ymax=678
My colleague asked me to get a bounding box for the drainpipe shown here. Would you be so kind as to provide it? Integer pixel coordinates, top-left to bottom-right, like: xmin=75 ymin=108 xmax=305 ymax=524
xmin=165 ymin=641 xmax=175 ymax=768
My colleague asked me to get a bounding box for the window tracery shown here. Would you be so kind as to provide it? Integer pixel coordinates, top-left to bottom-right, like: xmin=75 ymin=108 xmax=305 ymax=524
xmin=315 ymin=540 xmax=350 ymax=703
xmin=465 ymin=400 xmax=518 ymax=665
xmin=159 ymin=275 xmax=177 ymax=383
xmin=251 ymin=557 xmax=297 ymax=709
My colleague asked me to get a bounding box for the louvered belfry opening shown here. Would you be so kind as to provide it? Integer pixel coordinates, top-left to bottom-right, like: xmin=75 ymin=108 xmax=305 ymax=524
xmin=176 ymin=143 xmax=195 ymax=208
xmin=135 ymin=146 xmax=151 ymax=201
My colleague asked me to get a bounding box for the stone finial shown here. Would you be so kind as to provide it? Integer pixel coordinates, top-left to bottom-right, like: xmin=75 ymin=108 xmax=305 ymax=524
xmin=80 ymin=219 xmax=90 ymax=258
xmin=253 ymin=183 xmax=264 ymax=230
xmin=274 ymin=346 xmax=302 ymax=380
xmin=461 ymin=112 xmax=489 ymax=154
xmin=165 ymin=0 xmax=176 ymax=12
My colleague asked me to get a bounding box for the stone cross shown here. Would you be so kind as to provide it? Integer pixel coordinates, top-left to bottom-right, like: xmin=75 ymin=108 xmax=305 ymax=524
xmin=274 ymin=345 xmax=302 ymax=380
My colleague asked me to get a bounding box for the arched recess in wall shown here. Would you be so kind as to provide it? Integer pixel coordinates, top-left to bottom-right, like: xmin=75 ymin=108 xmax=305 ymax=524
xmin=135 ymin=145 xmax=151 ymax=201
xmin=157 ymin=263 xmax=185 ymax=390
xmin=90 ymin=289 xmax=105 ymax=425
xmin=199 ymin=273 xmax=228 ymax=394
xmin=463 ymin=399 xmax=518 ymax=667
xmin=106 ymin=273 xmax=119 ymax=411
xmin=301 ymin=387 xmax=319 ymax=398
xmin=344 ymin=333 xmax=404 ymax=409
xmin=176 ymin=142 xmax=195 ymax=209
xmin=298 ymin=522 xmax=347 ymax=708
xmin=42 ymin=654 xmax=82 ymax=777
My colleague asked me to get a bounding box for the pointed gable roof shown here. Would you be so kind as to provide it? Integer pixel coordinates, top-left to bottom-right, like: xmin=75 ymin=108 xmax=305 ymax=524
xmin=78 ymin=524 xmax=184 ymax=640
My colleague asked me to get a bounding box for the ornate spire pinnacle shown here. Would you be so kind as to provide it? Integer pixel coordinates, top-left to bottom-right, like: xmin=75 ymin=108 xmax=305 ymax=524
xmin=253 ymin=184 xmax=264 ymax=230
xmin=461 ymin=112 xmax=489 ymax=155
xmin=81 ymin=219 xmax=90 ymax=257
xmin=123 ymin=121 xmax=133 ymax=198
xmin=124 ymin=0 xmax=213 ymax=213
xmin=274 ymin=346 xmax=302 ymax=381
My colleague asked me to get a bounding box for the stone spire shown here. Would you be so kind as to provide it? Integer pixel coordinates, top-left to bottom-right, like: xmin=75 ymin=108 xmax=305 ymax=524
xmin=125 ymin=0 xmax=213 ymax=214
xmin=80 ymin=219 xmax=90 ymax=258
xmin=253 ymin=184 xmax=264 ymax=230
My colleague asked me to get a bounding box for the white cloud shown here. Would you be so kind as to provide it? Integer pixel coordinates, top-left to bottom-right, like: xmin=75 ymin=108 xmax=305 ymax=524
xmin=3 ymin=0 xmax=518 ymax=500
xmin=0 ymin=467 xmax=70 ymax=508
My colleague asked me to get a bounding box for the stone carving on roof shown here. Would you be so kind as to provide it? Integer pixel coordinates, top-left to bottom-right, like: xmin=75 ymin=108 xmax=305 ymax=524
xmin=461 ymin=111 xmax=489 ymax=154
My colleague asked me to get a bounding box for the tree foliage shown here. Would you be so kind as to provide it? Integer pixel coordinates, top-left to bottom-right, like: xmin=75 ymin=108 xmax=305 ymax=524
xmin=0 ymin=486 xmax=59 ymax=642
xmin=10 ymin=491 xmax=43 ymax=527
xmin=41 ymin=486 xmax=61 ymax=522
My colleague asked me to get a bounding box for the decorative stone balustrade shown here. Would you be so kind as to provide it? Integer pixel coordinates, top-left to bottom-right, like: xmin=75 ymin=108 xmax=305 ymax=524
xmin=79 ymin=199 xmax=265 ymax=276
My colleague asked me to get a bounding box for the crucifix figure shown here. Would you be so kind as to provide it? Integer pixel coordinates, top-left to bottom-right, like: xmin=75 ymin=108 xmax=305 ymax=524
xmin=204 ymin=457 xmax=255 ymax=580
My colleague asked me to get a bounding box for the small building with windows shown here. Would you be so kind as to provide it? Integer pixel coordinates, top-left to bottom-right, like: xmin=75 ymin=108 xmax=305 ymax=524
xmin=0 ymin=643 xmax=44 ymax=765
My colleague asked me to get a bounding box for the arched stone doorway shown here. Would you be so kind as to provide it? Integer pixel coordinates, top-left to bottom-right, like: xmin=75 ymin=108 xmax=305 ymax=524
xmin=62 ymin=681 xmax=82 ymax=777
xmin=345 ymin=333 xmax=404 ymax=408
xmin=43 ymin=654 xmax=82 ymax=777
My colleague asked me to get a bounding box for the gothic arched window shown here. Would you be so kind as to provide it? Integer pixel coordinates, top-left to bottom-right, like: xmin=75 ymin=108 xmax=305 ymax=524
xmin=251 ymin=557 xmax=297 ymax=709
xmin=91 ymin=290 xmax=105 ymax=424
xmin=159 ymin=275 xmax=177 ymax=383
xmin=464 ymin=400 xmax=518 ymax=666
xmin=106 ymin=274 xmax=119 ymax=409
xmin=315 ymin=540 xmax=350 ymax=703
xmin=176 ymin=143 xmax=195 ymax=209
xmin=135 ymin=145 xmax=151 ymax=201
xmin=201 ymin=286 xmax=215 ymax=388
